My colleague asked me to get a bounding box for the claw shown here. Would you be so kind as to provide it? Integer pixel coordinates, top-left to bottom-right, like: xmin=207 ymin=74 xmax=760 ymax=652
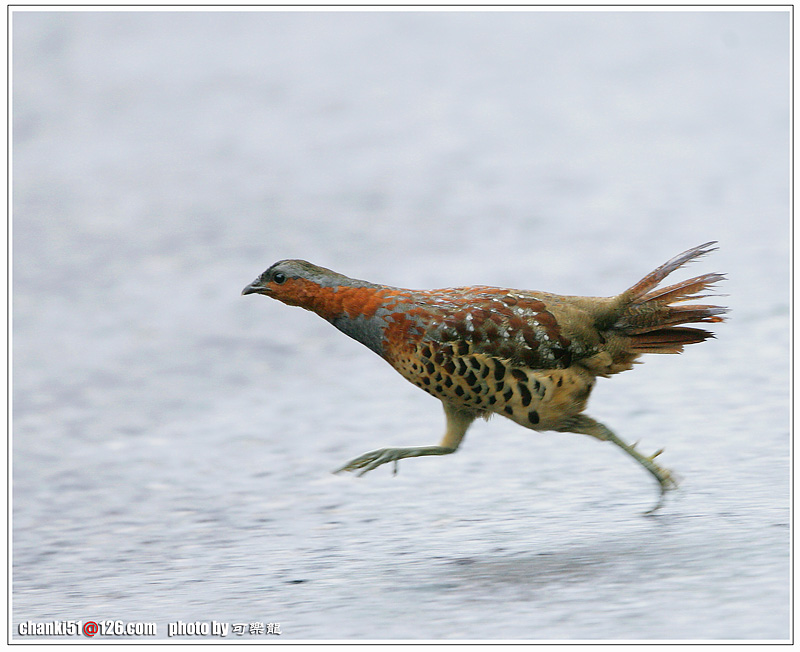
xmin=333 ymin=448 xmax=400 ymax=476
xmin=642 ymin=491 xmax=667 ymax=516
xmin=333 ymin=450 xmax=377 ymax=474
xmin=334 ymin=445 xmax=456 ymax=476
xmin=642 ymin=465 xmax=679 ymax=514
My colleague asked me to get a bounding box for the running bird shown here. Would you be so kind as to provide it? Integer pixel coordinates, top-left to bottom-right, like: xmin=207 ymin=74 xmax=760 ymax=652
xmin=243 ymin=242 xmax=726 ymax=512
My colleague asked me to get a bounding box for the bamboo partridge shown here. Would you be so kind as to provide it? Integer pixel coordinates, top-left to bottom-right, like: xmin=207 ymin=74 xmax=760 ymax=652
xmin=243 ymin=242 xmax=726 ymax=512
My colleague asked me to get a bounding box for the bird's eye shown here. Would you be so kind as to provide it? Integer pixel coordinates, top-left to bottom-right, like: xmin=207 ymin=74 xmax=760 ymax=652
xmin=273 ymin=272 xmax=286 ymax=284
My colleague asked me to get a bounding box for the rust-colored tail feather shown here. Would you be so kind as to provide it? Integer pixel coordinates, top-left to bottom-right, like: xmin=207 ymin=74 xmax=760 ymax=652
xmin=641 ymin=272 xmax=726 ymax=305
xmin=616 ymin=242 xmax=727 ymax=354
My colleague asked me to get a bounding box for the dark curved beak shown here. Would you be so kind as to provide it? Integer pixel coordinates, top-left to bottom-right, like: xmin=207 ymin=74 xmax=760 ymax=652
xmin=242 ymin=278 xmax=268 ymax=296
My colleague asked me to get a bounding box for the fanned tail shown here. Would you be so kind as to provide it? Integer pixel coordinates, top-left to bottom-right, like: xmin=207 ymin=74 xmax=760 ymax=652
xmin=615 ymin=242 xmax=727 ymax=354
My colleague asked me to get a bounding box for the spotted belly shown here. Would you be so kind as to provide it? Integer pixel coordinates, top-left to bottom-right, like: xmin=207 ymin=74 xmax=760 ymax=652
xmin=391 ymin=341 xmax=596 ymax=431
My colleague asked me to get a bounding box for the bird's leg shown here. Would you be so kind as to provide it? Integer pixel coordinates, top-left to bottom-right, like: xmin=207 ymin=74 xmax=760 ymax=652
xmin=561 ymin=414 xmax=678 ymax=513
xmin=334 ymin=402 xmax=476 ymax=476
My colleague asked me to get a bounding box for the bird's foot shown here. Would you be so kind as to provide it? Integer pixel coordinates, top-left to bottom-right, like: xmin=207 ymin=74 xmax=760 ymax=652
xmin=640 ymin=455 xmax=680 ymax=515
xmin=334 ymin=445 xmax=455 ymax=476
xmin=577 ymin=419 xmax=679 ymax=514
xmin=334 ymin=448 xmax=405 ymax=476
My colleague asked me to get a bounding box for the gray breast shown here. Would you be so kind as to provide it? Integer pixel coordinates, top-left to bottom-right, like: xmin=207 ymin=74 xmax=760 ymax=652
xmin=329 ymin=313 xmax=387 ymax=357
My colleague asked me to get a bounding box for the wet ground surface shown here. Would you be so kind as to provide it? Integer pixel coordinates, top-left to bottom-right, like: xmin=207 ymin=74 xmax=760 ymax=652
xmin=12 ymin=10 xmax=790 ymax=641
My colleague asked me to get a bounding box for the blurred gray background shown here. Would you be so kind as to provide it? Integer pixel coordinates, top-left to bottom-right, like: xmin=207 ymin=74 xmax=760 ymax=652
xmin=12 ymin=9 xmax=789 ymax=640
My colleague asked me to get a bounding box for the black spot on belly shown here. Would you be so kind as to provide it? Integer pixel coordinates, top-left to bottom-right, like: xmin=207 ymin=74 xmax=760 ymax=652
xmin=424 ymin=361 xmax=435 ymax=375
xmin=494 ymin=361 xmax=506 ymax=381
xmin=444 ymin=361 xmax=456 ymax=374
xmin=456 ymin=359 xmax=468 ymax=375
xmin=528 ymin=410 xmax=540 ymax=425
xmin=518 ymin=383 xmax=532 ymax=406
xmin=469 ymin=357 xmax=481 ymax=370
xmin=455 ymin=385 xmax=464 ymax=397
xmin=503 ymin=387 xmax=514 ymax=402
xmin=488 ymin=395 xmax=497 ymax=406
xmin=421 ymin=345 xmax=431 ymax=359
xmin=435 ymin=385 xmax=443 ymax=393
xmin=511 ymin=368 xmax=527 ymax=382
xmin=481 ymin=365 xmax=490 ymax=379
xmin=495 ymin=380 xmax=504 ymax=392
xmin=422 ymin=377 xmax=430 ymax=386
xmin=504 ymin=405 xmax=514 ymax=415
xmin=444 ymin=376 xmax=454 ymax=388
xmin=464 ymin=370 xmax=478 ymax=387
xmin=557 ymin=377 xmax=563 ymax=387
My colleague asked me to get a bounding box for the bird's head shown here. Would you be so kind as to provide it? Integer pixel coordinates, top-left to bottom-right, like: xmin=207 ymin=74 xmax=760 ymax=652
xmin=242 ymin=260 xmax=356 ymax=309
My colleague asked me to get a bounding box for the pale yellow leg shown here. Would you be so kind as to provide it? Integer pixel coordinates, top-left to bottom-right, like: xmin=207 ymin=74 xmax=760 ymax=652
xmin=561 ymin=414 xmax=679 ymax=514
xmin=334 ymin=401 xmax=476 ymax=476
